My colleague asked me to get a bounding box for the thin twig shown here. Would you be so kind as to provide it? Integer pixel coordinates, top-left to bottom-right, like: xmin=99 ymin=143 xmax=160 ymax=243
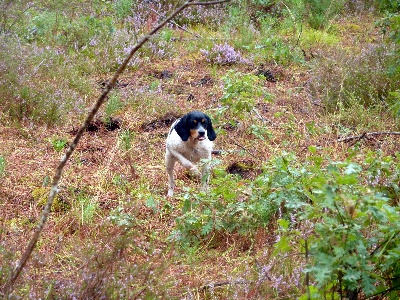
xmin=252 ymin=107 xmax=277 ymax=126
xmin=2 ymin=0 xmax=230 ymax=295
xmin=233 ymin=141 xmax=258 ymax=157
xmin=211 ymin=149 xmax=241 ymax=155
xmin=337 ymin=131 xmax=400 ymax=142
xmin=347 ymin=132 xmax=367 ymax=148
xmin=198 ymin=279 xmax=250 ymax=292
xmin=301 ymin=131 xmax=400 ymax=151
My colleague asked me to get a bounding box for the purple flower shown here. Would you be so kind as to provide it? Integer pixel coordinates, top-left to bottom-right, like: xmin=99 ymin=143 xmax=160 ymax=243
xmin=201 ymin=43 xmax=248 ymax=65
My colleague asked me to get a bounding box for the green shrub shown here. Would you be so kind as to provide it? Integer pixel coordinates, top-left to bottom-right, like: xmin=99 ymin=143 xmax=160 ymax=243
xmin=105 ymin=92 xmax=125 ymax=121
xmin=170 ymin=149 xmax=400 ymax=298
xmin=374 ymin=0 xmax=400 ymax=13
xmin=170 ymin=165 xmax=282 ymax=245
xmin=219 ymin=70 xmax=271 ymax=119
xmin=114 ymin=0 xmax=133 ymax=20
xmin=272 ymin=150 xmax=400 ymax=299
xmin=303 ymin=0 xmax=346 ymax=29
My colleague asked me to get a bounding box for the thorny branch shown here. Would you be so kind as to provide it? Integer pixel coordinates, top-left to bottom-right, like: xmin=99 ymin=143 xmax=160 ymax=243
xmin=2 ymin=0 xmax=230 ymax=295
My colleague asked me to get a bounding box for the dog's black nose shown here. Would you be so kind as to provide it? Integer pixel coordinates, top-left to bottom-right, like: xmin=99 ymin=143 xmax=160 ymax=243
xmin=198 ymin=130 xmax=205 ymax=136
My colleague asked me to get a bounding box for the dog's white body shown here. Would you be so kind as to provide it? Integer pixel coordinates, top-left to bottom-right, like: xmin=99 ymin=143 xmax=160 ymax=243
xmin=165 ymin=112 xmax=216 ymax=197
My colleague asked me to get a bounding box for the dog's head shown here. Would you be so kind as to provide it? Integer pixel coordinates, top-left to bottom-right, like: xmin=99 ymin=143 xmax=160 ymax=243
xmin=174 ymin=111 xmax=217 ymax=142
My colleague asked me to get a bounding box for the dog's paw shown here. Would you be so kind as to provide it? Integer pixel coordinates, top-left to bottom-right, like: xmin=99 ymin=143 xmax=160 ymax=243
xmin=167 ymin=188 xmax=174 ymax=197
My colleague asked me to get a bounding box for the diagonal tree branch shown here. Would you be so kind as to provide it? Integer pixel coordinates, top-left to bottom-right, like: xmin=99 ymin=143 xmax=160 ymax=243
xmin=2 ymin=0 xmax=230 ymax=295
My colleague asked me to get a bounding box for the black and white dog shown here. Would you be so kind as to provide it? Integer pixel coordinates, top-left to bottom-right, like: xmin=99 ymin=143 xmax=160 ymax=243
xmin=165 ymin=111 xmax=217 ymax=197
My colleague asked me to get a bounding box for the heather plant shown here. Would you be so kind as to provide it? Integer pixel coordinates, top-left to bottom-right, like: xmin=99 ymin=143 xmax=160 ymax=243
xmin=307 ymin=44 xmax=400 ymax=114
xmin=200 ymin=42 xmax=248 ymax=65
xmin=222 ymin=3 xmax=259 ymax=49
xmin=51 ymin=219 xmax=174 ymax=299
xmin=0 ymin=32 xmax=96 ymax=125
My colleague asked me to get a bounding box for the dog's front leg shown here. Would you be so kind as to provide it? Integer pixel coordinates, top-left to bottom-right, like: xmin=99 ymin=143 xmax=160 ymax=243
xmin=169 ymin=149 xmax=199 ymax=173
xmin=166 ymin=153 xmax=176 ymax=197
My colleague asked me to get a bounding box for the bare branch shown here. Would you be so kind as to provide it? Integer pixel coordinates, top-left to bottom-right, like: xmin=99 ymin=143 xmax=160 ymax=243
xmin=2 ymin=0 xmax=230 ymax=295
xmin=198 ymin=279 xmax=250 ymax=292
xmin=301 ymin=131 xmax=400 ymax=152
xmin=337 ymin=131 xmax=400 ymax=143
xmin=188 ymin=0 xmax=230 ymax=5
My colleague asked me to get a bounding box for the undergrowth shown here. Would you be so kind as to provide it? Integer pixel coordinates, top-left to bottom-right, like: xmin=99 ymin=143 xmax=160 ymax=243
xmin=171 ymin=150 xmax=400 ymax=298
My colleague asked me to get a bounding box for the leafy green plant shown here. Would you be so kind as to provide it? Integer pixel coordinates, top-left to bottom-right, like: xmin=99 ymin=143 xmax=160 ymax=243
xmin=51 ymin=137 xmax=68 ymax=152
xmin=270 ymin=150 xmax=400 ymax=299
xmin=170 ymin=149 xmax=400 ymax=298
xmin=114 ymin=0 xmax=133 ymax=20
xmin=169 ymin=155 xmax=301 ymax=245
xmin=105 ymin=92 xmax=124 ymax=121
xmin=249 ymin=124 xmax=273 ymax=140
xmin=219 ymin=70 xmax=271 ymax=119
xmin=75 ymin=193 xmax=99 ymax=225
xmin=388 ymin=90 xmax=400 ymax=119
xmin=377 ymin=9 xmax=400 ymax=76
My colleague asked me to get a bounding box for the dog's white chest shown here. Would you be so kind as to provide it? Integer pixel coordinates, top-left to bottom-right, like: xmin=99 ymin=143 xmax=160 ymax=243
xmin=166 ymin=130 xmax=213 ymax=163
xmin=184 ymin=142 xmax=212 ymax=163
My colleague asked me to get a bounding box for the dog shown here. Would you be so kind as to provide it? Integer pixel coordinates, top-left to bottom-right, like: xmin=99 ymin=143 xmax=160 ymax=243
xmin=165 ymin=111 xmax=217 ymax=197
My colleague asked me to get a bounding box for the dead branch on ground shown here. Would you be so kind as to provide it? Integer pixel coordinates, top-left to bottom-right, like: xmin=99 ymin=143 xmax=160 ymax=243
xmin=337 ymin=131 xmax=400 ymax=142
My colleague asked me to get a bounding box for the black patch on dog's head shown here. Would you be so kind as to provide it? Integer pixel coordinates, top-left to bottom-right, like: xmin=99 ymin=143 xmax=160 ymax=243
xmin=174 ymin=111 xmax=216 ymax=142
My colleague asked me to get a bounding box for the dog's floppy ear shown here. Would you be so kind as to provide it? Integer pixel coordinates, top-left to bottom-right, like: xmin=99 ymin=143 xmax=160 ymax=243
xmin=206 ymin=116 xmax=217 ymax=141
xmin=174 ymin=115 xmax=190 ymax=141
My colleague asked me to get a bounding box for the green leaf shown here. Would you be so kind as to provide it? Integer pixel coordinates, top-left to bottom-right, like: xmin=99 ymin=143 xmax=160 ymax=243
xmin=201 ymin=220 xmax=213 ymax=235
xmin=273 ymin=235 xmax=290 ymax=256
xmin=345 ymin=162 xmax=362 ymax=175
xmin=308 ymin=145 xmax=317 ymax=154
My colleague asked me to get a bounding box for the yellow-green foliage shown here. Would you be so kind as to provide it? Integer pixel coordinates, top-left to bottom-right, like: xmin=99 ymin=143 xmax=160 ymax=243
xmin=301 ymin=27 xmax=341 ymax=47
xmin=32 ymin=187 xmax=69 ymax=212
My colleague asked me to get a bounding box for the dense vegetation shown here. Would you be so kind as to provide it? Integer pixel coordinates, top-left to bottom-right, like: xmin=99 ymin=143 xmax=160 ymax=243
xmin=1 ymin=0 xmax=399 ymax=298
